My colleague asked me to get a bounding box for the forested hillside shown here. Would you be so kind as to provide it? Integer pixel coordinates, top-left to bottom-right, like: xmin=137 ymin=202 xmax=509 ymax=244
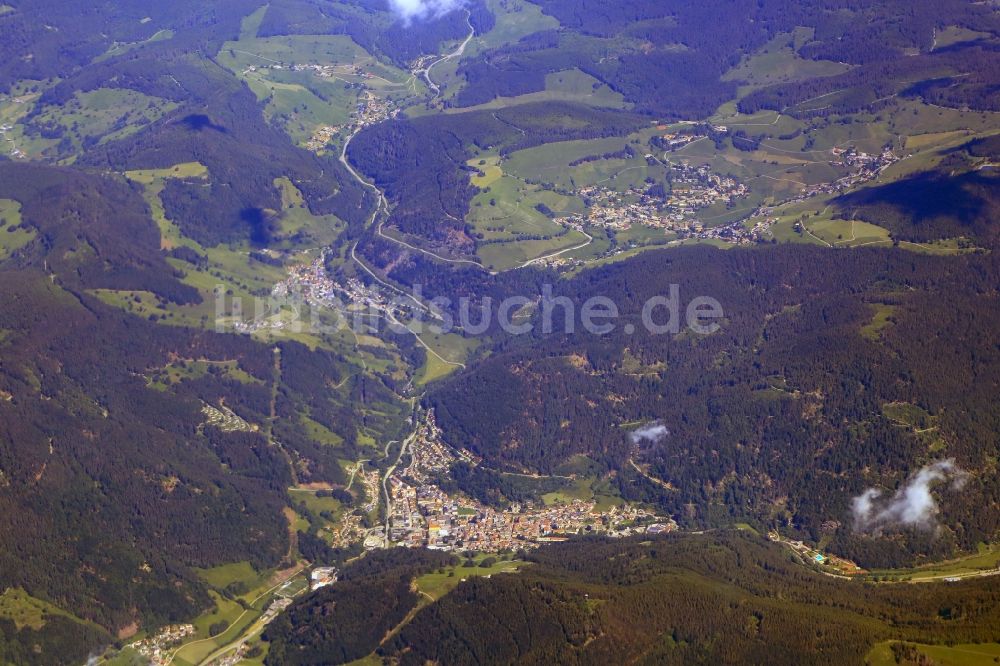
xmin=452 ymin=0 xmax=1000 ymax=118
xmin=0 ymin=162 xmax=400 ymax=647
xmin=266 ymin=532 xmax=1000 ymax=665
xmin=430 ymin=244 xmax=1000 ymax=567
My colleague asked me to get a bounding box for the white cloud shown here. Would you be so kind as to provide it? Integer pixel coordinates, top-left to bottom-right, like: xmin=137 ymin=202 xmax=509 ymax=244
xmin=851 ymin=459 xmax=969 ymax=533
xmin=387 ymin=0 xmax=465 ymax=22
xmin=629 ymin=422 xmax=670 ymax=445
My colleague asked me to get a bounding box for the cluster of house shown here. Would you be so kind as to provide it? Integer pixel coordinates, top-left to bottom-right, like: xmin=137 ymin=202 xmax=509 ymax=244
xmin=571 ymin=161 xmax=747 ymax=233
xmin=127 ymin=624 xmax=195 ymax=665
xmin=0 ymin=124 xmax=24 ymax=159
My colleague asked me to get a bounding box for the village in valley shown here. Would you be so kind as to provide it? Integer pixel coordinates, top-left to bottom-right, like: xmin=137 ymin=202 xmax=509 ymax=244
xmin=574 ymin=130 xmax=899 ymax=239
xmin=305 ymin=89 xmax=397 ymax=153
xmin=321 ymin=411 xmax=676 ymax=555
xmin=571 ymin=160 xmax=749 ymax=233
xmin=235 ymin=48 xmax=401 ymax=155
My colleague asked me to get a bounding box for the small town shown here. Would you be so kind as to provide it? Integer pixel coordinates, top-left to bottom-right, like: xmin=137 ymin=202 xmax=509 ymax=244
xmin=571 ymin=160 xmax=749 ymax=232
xmin=806 ymin=146 xmax=900 ymax=198
xmin=322 ymin=411 xmax=677 ymax=555
xmin=386 ymin=481 xmax=673 ymax=553
xmin=233 ymin=249 xmax=417 ymax=336
xmin=306 ymin=89 xmax=397 ymax=152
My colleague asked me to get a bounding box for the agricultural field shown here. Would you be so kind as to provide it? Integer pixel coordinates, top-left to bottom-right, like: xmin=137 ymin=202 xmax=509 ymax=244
xmin=196 ymin=561 xmax=268 ymax=592
xmin=768 ymin=210 xmax=892 ymax=248
xmin=478 ymin=231 xmax=592 ymax=271
xmin=468 ymin=155 xmax=503 ymax=189
xmin=124 ymin=161 xmax=209 ymax=187
xmin=470 ymin=175 xmax=571 ymax=239
xmin=465 ymin=152 xmax=598 ymax=269
xmin=289 ymin=489 xmax=344 ymax=520
xmin=504 ymin=133 xmax=655 ymax=190
xmin=933 ymin=25 xmax=995 ymax=49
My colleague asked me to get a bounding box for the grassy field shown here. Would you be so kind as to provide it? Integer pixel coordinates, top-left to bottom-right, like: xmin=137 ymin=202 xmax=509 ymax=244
xmin=477 ymin=0 xmax=560 ymax=50
xmin=97 ymin=28 xmax=175 ymax=62
xmin=470 ymin=175 xmax=570 ymax=238
xmin=300 ymin=415 xmax=347 ymax=447
xmin=118 ymin=162 xmax=344 ymax=337
xmin=412 ymin=329 xmax=479 ymax=386
xmin=126 ymin=161 xmax=208 ymax=186
xmin=882 ymin=402 xmax=936 ymax=430
xmin=504 ymin=134 xmax=650 ymax=189
xmin=868 ymin=641 xmax=1000 ymax=666
xmin=934 ymin=25 xmax=994 ymax=49
xmin=289 ymin=488 xmax=344 ymax=520
xmin=195 ymin=561 xmax=268 ymax=591
xmin=868 ymin=543 xmax=1000 ymax=582
xmin=170 ymin=562 xmax=309 ymax=666
xmin=238 ymin=3 xmax=268 ymax=40
xmin=860 ymin=303 xmax=898 ymax=341
xmin=30 ymin=88 xmax=178 ymax=152
xmin=415 ymin=554 xmax=527 ymax=602
xmin=273 ymin=177 xmax=345 ymax=247
xmin=808 ymin=217 xmax=892 ymax=247
xmin=124 ymin=161 xmax=209 ymax=253
xmin=146 ymin=358 xmax=261 ymax=390
xmin=217 ymin=31 xmax=418 ymax=144
xmin=0 ymin=198 xmax=34 ymax=260
xmin=464 ymin=149 xmax=600 ymax=269
xmin=724 ymin=27 xmax=850 ymax=93
xmin=0 ymin=588 xmax=92 ymax=631
xmin=478 ymin=230 xmax=591 ymax=271
xmin=469 ymin=155 xmax=503 ymax=188
xmin=440 ymin=69 xmax=627 ymax=115
xmin=219 ymin=35 xmax=372 ymax=73
xmin=541 ymin=476 xmax=624 ymax=511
